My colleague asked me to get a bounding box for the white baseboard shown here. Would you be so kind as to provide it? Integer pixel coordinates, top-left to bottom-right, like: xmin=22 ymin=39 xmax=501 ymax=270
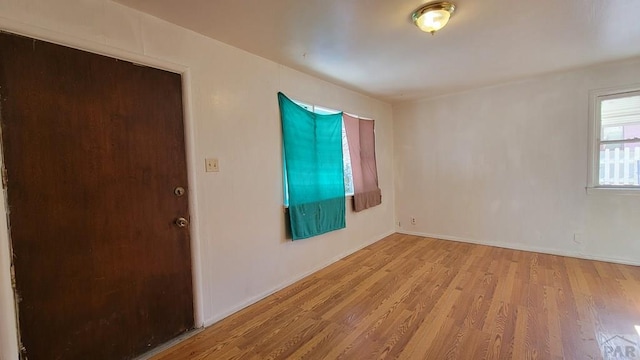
xmin=203 ymin=230 xmax=395 ymax=327
xmin=135 ymin=327 xmax=205 ymax=360
xmin=397 ymin=230 xmax=640 ymax=267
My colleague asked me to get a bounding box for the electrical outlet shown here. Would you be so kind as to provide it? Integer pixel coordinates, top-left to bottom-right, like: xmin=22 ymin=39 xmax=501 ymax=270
xmin=205 ymin=158 xmax=219 ymax=172
xmin=411 ymin=217 xmax=416 ymax=225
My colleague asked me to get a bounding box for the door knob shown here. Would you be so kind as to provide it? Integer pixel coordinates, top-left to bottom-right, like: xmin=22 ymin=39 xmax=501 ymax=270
xmin=175 ymin=217 xmax=189 ymax=228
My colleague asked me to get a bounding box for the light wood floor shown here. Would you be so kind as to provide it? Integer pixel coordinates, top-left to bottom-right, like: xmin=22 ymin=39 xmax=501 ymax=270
xmin=151 ymin=234 xmax=640 ymax=359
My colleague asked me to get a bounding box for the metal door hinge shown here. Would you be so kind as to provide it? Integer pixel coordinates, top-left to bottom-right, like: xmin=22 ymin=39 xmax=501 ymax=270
xmin=1 ymin=167 xmax=7 ymax=189
xmin=10 ymin=264 xmax=16 ymax=290
xmin=18 ymin=344 xmax=27 ymax=360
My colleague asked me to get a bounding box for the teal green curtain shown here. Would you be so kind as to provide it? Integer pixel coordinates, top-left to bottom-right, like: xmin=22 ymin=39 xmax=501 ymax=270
xmin=278 ymin=92 xmax=346 ymax=240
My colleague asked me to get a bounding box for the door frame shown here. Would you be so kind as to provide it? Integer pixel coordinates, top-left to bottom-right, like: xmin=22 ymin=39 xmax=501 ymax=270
xmin=0 ymin=18 xmax=205 ymax=357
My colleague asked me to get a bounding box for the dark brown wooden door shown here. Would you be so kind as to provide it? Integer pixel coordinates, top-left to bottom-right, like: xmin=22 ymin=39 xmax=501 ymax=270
xmin=0 ymin=32 xmax=194 ymax=359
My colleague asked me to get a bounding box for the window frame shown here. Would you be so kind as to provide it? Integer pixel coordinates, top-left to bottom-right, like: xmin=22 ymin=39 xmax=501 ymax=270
xmin=282 ymin=99 xmax=361 ymax=208
xmin=289 ymin=100 xmax=356 ymax=197
xmin=588 ymin=84 xmax=640 ymax=194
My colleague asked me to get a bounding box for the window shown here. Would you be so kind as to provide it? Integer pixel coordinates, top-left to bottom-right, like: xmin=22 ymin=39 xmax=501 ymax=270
xmin=291 ymin=100 xmax=354 ymax=196
xmin=589 ymin=87 xmax=640 ymax=189
xmin=279 ymin=92 xmax=382 ymax=240
xmin=279 ymin=93 xmax=346 ymax=239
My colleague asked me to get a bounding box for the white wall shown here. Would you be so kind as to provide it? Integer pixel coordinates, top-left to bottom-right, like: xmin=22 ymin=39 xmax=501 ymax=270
xmin=0 ymin=1 xmax=395 ymax=358
xmin=394 ymin=58 xmax=640 ymax=265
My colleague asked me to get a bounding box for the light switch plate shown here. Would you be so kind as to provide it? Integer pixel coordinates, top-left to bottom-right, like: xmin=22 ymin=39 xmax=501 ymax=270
xmin=205 ymin=158 xmax=219 ymax=172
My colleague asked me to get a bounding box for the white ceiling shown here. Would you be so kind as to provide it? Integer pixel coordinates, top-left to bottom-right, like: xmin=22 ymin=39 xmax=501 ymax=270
xmin=115 ymin=0 xmax=640 ymax=103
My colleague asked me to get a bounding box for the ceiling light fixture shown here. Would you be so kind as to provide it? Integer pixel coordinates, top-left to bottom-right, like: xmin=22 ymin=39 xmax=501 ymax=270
xmin=412 ymin=1 xmax=456 ymax=35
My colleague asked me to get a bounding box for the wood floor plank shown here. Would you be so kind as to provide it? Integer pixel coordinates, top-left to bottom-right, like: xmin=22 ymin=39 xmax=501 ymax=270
xmin=544 ymin=286 xmax=564 ymax=359
xmin=150 ymin=234 xmax=640 ymax=360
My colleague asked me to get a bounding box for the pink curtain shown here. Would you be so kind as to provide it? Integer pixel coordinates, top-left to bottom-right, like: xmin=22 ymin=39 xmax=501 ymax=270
xmin=344 ymin=114 xmax=382 ymax=212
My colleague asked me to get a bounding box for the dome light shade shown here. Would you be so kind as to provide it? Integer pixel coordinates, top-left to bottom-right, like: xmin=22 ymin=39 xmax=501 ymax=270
xmin=412 ymin=2 xmax=456 ymax=34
